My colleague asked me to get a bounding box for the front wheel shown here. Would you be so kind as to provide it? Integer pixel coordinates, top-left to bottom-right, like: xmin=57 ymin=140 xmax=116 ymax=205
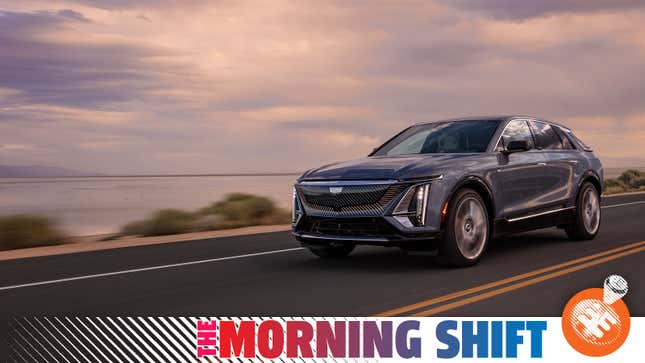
xmin=306 ymin=243 xmax=355 ymax=258
xmin=565 ymin=182 xmax=601 ymax=240
xmin=436 ymin=188 xmax=490 ymax=267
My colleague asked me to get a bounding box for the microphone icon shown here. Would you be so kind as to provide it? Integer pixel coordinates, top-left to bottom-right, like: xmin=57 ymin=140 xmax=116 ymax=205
xmin=603 ymin=274 xmax=628 ymax=305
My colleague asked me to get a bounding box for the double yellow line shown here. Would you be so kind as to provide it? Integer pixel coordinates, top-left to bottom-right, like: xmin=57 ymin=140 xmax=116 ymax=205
xmin=377 ymin=240 xmax=645 ymax=317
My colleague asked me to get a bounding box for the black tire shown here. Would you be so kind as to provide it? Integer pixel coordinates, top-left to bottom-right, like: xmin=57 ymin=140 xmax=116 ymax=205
xmin=306 ymin=243 xmax=355 ymax=258
xmin=436 ymin=188 xmax=490 ymax=267
xmin=565 ymin=182 xmax=601 ymax=240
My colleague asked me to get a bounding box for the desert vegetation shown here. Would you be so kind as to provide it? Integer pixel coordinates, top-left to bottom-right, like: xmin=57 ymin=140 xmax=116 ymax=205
xmin=118 ymin=193 xmax=290 ymax=237
xmin=603 ymin=169 xmax=645 ymax=195
xmin=0 ymin=215 xmax=67 ymax=251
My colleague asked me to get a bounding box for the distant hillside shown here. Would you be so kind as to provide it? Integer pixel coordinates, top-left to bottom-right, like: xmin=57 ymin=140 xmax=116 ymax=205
xmin=0 ymin=165 xmax=95 ymax=178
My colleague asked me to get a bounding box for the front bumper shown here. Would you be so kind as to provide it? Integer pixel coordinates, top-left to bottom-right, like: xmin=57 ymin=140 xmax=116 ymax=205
xmin=293 ymin=216 xmax=440 ymax=247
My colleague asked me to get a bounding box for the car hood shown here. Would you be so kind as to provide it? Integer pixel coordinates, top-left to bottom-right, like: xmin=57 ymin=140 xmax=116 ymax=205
xmin=300 ymin=154 xmax=481 ymax=181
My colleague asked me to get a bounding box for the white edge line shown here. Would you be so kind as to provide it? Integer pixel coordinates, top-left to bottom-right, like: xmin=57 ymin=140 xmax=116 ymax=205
xmin=0 ymin=247 xmax=304 ymax=292
xmin=601 ymin=200 xmax=645 ymax=209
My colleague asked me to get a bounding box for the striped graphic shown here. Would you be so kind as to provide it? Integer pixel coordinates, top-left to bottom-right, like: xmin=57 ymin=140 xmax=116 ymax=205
xmin=6 ymin=317 xmax=361 ymax=363
xmin=7 ymin=317 xmax=208 ymax=363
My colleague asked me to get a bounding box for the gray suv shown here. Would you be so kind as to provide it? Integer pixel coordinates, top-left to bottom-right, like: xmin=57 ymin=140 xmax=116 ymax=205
xmin=292 ymin=116 xmax=603 ymax=266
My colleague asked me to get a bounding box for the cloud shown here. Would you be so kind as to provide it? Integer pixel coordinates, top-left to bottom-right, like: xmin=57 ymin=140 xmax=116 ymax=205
xmin=56 ymin=9 xmax=91 ymax=22
xmin=0 ymin=1 xmax=644 ymax=173
xmin=0 ymin=9 xmax=174 ymax=109
xmin=0 ymin=144 xmax=35 ymax=151
xmin=0 ymin=104 xmax=141 ymax=125
xmin=445 ymin=0 xmax=645 ymax=20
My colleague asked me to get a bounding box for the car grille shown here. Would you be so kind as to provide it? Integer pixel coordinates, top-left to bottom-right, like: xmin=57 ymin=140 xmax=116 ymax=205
xmin=297 ymin=182 xmax=410 ymax=216
xmin=299 ymin=217 xmax=397 ymax=237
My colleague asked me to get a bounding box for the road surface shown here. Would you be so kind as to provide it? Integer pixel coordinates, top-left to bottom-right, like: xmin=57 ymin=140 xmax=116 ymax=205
xmin=1 ymin=193 xmax=644 ymax=319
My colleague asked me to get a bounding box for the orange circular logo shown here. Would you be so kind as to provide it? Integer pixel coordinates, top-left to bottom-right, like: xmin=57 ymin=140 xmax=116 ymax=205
xmin=561 ymin=287 xmax=630 ymax=356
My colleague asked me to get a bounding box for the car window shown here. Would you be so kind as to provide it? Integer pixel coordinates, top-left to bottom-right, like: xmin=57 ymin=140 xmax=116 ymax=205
xmin=383 ymin=128 xmax=432 ymax=155
xmin=553 ymin=126 xmax=575 ymax=149
xmin=373 ymin=119 xmax=500 ymax=156
xmin=496 ymin=120 xmax=534 ymax=151
xmin=530 ymin=121 xmax=564 ymax=150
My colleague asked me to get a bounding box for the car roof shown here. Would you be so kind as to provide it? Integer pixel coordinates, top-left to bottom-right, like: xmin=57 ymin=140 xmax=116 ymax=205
xmin=413 ymin=115 xmax=571 ymax=131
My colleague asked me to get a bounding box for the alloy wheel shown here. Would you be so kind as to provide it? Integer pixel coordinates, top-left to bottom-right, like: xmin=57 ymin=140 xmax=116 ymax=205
xmin=454 ymin=196 xmax=488 ymax=259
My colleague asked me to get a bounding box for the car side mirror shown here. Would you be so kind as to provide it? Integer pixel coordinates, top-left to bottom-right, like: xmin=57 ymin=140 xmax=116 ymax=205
xmin=503 ymin=140 xmax=531 ymax=154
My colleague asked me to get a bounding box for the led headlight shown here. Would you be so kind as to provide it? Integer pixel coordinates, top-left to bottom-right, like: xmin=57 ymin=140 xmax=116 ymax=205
xmin=292 ymin=186 xmax=303 ymax=225
xmin=393 ymin=183 xmax=430 ymax=227
xmin=415 ymin=184 xmax=430 ymax=225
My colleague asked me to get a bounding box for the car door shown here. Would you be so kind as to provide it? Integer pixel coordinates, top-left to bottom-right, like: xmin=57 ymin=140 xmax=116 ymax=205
xmin=490 ymin=119 xmax=550 ymax=218
xmin=528 ymin=120 xmax=577 ymax=207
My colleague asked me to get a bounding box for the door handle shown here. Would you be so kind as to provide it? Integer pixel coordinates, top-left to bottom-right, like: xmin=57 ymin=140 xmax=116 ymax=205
xmin=536 ymin=162 xmax=547 ymax=166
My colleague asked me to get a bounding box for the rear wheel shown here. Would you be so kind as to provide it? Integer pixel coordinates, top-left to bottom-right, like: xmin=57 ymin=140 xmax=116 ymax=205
xmin=306 ymin=243 xmax=355 ymax=258
xmin=565 ymin=182 xmax=600 ymax=240
xmin=436 ymin=188 xmax=489 ymax=267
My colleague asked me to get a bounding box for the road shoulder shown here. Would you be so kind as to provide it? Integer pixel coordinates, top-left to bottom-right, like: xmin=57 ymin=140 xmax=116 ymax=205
xmin=0 ymin=224 xmax=291 ymax=262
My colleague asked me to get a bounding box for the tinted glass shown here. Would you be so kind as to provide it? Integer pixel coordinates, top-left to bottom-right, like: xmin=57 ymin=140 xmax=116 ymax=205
xmin=553 ymin=126 xmax=574 ymax=149
xmin=373 ymin=120 xmax=500 ymax=155
xmin=496 ymin=120 xmax=534 ymax=151
xmin=530 ymin=121 xmax=564 ymax=150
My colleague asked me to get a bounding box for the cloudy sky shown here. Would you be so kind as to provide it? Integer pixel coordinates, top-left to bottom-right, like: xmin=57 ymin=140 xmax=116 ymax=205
xmin=1 ymin=0 xmax=644 ymax=174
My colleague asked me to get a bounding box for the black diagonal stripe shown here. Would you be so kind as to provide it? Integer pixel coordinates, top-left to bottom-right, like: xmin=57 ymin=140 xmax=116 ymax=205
xmin=149 ymin=318 xmax=193 ymax=362
xmin=23 ymin=317 xmax=68 ymax=363
xmin=167 ymin=317 xmax=219 ymax=363
xmin=167 ymin=318 xmax=194 ymax=350
xmin=11 ymin=318 xmax=51 ymax=362
xmin=52 ymin=316 xmax=100 ymax=362
xmin=157 ymin=317 xmax=194 ymax=355
xmin=7 ymin=338 xmax=28 ymax=363
xmin=105 ymin=318 xmax=155 ymax=362
xmin=100 ymin=317 xmax=149 ymax=363
xmin=74 ymin=317 xmax=124 ymax=363
xmin=8 ymin=332 xmax=38 ymax=362
xmin=178 ymin=318 xmax=210 ymax=363
xmin=16 ymin=317 xmax=60 ymax=363
xmin=126 ymin=317 xmax=177 ymax=362
xmin=112 ymin=317 xmax=162 ymax=363
xmin=33 ymin=317 xmax=78 ymax=363
xmin=41 ymin=317 xmax=86 ymax=363
xmin=132 ymin=317 xmax=182 ymax=362
xmin=85 ymin=317 xmax=136 ymax=363
xmin=180 ymin=318 xmax=206 ymax=360
xmin=6 ymin=346 xmax=19 ymax=363
xmin=61 ymin=317 xmax=107 ymax=362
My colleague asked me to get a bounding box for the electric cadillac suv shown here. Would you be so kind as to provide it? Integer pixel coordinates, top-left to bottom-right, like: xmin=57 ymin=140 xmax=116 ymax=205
xmin=292 ymin=116 xmax=603 ymax=266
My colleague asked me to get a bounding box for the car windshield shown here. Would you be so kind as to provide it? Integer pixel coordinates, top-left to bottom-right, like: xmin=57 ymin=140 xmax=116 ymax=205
xmin=373 ymin=119 xmax=500 ymax=156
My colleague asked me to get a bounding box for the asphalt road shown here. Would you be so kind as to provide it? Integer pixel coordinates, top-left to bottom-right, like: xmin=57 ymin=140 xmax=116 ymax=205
xmin=1 ymin=193 xmax=644 ymax=320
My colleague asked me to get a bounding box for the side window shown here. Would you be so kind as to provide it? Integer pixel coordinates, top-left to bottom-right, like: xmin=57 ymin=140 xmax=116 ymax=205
xmin=496 ymin=120 xmax=534 ymax=151
xmin=530 ymin=121 xmax=563 ymax=150
xmin=553 ymin=126 xmax=575 ymax=149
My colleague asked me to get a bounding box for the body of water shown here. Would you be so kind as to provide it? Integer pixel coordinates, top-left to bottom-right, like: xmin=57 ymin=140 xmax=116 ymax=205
xmin=0 ymin=175 xmax=298 ymax=235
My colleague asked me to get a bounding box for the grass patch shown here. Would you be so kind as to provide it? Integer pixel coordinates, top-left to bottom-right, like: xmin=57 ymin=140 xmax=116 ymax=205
xmin=121 ymin=209 xmax=197 ymax=237
xmin=0 ymin=215 xmax=67 ymax=251
xmin=603 ymin=169 xmax=645 ymax=195
xmin=119 ymin=193 xmax=290 ymax=237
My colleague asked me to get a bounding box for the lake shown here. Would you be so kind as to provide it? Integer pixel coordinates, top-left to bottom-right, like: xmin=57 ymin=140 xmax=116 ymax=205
xmin=0 ymin=175 xmax=298 ymax=236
